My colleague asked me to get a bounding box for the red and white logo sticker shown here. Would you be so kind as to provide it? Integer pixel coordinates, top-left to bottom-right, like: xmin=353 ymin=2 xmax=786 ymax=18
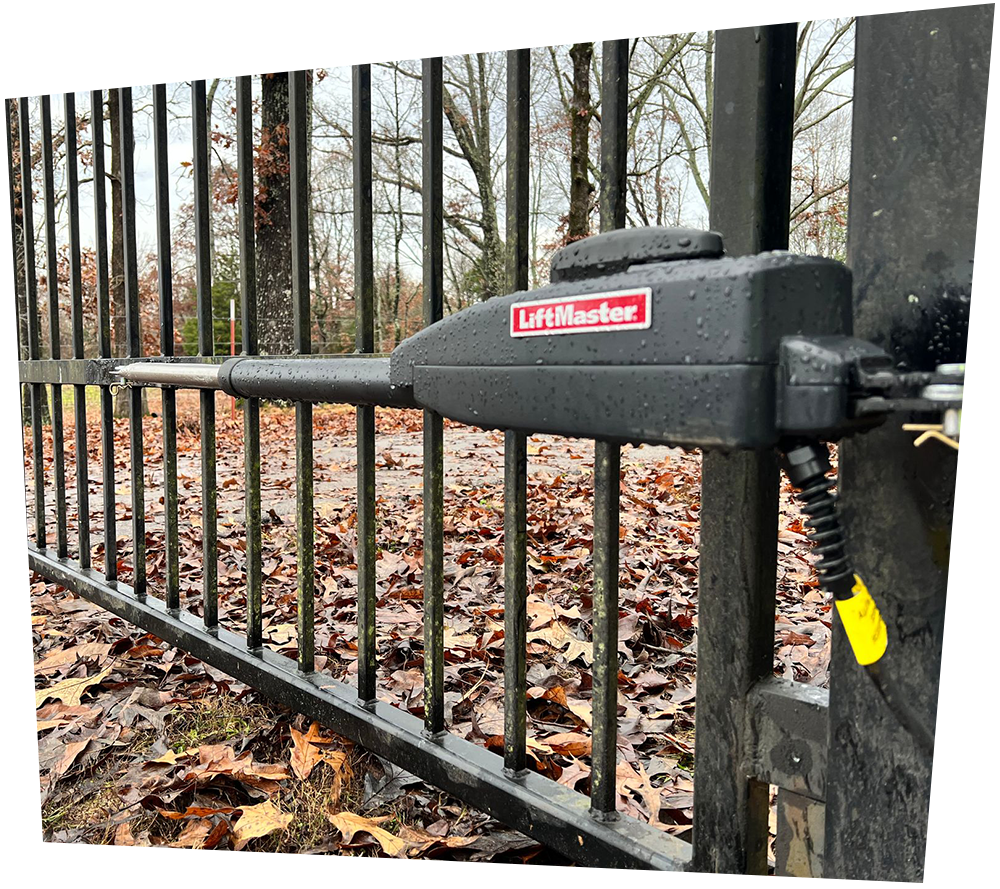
xmin=510 ymin=288 xmax=652 ymax=338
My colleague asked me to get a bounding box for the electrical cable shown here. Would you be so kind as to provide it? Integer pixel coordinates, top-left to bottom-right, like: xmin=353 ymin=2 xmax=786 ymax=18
xmin=781 ymin=441 xmax=935 ymax=758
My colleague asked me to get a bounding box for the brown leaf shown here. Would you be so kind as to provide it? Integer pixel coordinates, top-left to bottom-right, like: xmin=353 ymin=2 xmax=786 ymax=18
xmin=51 ymin=738 xmax=90 ymax=780
xmin=320 ymin=748 xmax=352 ymax=810
xmin=158 ymin=804 xmax=237 ymax=821
xmin=329 ymin=811 xmax=409 ymax=857
xmin=36 ymin=703 xmax=99 ymax=732
xmin=36 ymin=665 xmax=113 ymax=708
xmin=171 ymin=819 xmax=212 ymax=848
xmin=34 ymin=643 xmax=111 ymax=675
xmin=289 ymin=725 xmax=322 ymax=780
xmin=556 ymin=758 xmax=591 ymax=789
xmin=544 ymin=731 xmax=592 ymax=756
xmin=124 ymin=644 xmax=165 ymax=659
xmin=397 ymin=824 xmax=477 ymax=857
xmin=527 ymin=621 xmax=591 ymax=665
xmin=114 ymin=822 xmax=137 ymax=846
xmin=231 ymin=801 xmax=293 ymax=850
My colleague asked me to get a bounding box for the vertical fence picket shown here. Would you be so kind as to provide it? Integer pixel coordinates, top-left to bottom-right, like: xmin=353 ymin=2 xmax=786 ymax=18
xmin=289 ymin=70 xmax=314 ymax=673
xmin=91 ymin=90 xmax=116 ymax=581
xmin=119 ymin=87 xmax=146 ymax=599
xmin=353 ymin=64 xmax=377 ymax=703
xmin=20 ymin=97 xmax=46 ymax=548
xmin=691 ymin=25 xmax=797 ymax=874
xmin=64 ymin=93 xmax=91 ymax=569
xmin=153 ymin=84 xmax=180 ymax=612
xmin=64 ymin=93 xmax=90 ymax=568
xmin=3 ymin=99 xmax=34 ymax=536
xmin=589 ymin=38 xmax=629 ymax=819
xmin=40 ymin=96 xmax=68 ymax=558
xmin=192 ymin=80 xmax=217 ymax=624
xmin=502 ymin=47 xmax=530 ymax=777
xmin=5 ymin=101 xmax=24 ymax=364
xmin=421 ymin=56 xmax=445 ymax=736
xmin=236 ymin=75 xmax=262 ymax=650
xmin=599 ymin=41 xmax=628 ymax=232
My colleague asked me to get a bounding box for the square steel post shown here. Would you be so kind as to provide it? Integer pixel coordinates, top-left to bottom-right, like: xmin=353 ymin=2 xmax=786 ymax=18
xmin=826 ymin=6 xmax=992 ymax=880
xmin=691 ymin=24 xmax=797 ymax=874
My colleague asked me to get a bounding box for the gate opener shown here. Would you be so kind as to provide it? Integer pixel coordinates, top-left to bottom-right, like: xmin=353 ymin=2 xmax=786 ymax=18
xmin=118 ymin=227 xmax=964 ymax=756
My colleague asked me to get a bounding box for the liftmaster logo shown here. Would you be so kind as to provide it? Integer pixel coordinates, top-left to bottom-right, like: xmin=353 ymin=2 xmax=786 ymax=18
xmin=509 ymin=288 xmax=652 ymax=337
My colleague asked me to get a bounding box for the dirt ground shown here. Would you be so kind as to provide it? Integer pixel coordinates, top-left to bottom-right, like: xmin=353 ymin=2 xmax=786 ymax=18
xmin=27 ymin=391 xmax=829 ymax=861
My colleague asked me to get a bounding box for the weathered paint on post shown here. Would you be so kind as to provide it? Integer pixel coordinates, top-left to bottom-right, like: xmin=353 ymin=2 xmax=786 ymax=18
xmin=153 ymin=84 xmax=179 ymax=610
xmin=354 ymin=63 xmax=378 ymax=704
xmin=91 ymin=90 xmax=117 ymax=581
xmin=64 ymin=92 xmax=91 ymax=569
xmin=289 ymin=70 xmax=314 ymax=673
xmin=589 ymin=38 xmax=630 ymax=818
xmin=118 ymin=87 xmax=146 ymax=598
xmin=826 ymin=7 xmax=992 ymax=880
xmin=421 ymin=56 xmax=445 ymax=735
xmin=192 ymin=80 xmax=216 ymax=625
xmin=40 ymin=96 xmax=68 ymax=558
xmin=236 ymin=75 xmax=262 ymax=649
xmin=502 ymin=46 xmax=530 ymax=776
xmin=692 ymin=24 xmax=796 ymax=875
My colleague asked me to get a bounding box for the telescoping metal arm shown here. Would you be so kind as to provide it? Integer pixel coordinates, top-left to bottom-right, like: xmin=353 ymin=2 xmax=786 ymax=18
xmin=116 ymin=356 xmax=417 ymax=409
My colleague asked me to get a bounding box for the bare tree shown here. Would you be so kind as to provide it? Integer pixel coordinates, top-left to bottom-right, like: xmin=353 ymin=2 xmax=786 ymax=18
xmin=256 ymin=73 xmax=294 ymax=354
xmin=626 ymin=21 xmax=853 ymax=247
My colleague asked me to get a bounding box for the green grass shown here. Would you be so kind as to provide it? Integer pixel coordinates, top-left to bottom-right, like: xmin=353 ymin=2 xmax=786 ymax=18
xmin=57 ymin=385 xmax=102 ymax=412
xmin=167 ymin=698 xmax=274 ymax=752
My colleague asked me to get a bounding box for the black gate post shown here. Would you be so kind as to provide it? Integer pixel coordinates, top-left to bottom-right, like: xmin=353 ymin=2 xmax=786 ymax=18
xmin=826 ymin=6 xmax=992 ymax=881
xmin=692 ymin=23 xmax=797 ymax=874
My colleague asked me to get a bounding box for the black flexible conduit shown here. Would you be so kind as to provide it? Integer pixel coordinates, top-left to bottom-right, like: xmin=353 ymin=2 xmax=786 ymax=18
xmin=781 ymin=441 xmax=936 ymax=758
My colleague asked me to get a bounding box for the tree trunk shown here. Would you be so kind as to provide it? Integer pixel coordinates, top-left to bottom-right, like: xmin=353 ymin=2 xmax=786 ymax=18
xmin=256 ymin=73 xmax=294 ymax=355
xmin=440 ymin=56 xmax=505 ymax=302
xmin=567 ymin=43 xmax=594 ymax=242
xmin=478 ymin=188 xmax=505 ymax=301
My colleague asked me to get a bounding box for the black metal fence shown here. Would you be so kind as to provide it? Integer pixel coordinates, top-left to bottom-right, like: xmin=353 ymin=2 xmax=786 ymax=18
xmin=9 ymin=7 xmax=992 ymax=878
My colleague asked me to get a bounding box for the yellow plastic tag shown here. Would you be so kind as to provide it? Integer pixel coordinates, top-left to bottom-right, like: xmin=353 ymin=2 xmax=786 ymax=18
xmin=835 ymin=575 xmax=888 ymax=666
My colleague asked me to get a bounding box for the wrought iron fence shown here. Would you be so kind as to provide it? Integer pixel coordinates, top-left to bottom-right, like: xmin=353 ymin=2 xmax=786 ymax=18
xmin=8 ymin=6 xmax=992 ymax=877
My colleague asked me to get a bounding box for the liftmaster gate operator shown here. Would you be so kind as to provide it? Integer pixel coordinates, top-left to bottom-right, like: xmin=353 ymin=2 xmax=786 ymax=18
xmin=120 ymin=226 xmax=964 ymax=753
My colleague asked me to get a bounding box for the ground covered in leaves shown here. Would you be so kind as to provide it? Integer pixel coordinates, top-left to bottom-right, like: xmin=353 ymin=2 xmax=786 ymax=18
xmin=27 ymin=394 xmax=831 ymax=860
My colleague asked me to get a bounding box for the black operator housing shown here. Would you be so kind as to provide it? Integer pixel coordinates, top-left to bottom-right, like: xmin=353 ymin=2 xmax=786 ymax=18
xmin=389 ymin=226 xmax=900 ymax=449
xmin=202 ymin=226 xmax=962 ymax=448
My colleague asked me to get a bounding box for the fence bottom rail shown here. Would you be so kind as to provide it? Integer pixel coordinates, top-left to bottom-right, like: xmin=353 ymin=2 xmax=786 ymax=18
xmin=28 ymin=544 xmax=692 ymax=870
